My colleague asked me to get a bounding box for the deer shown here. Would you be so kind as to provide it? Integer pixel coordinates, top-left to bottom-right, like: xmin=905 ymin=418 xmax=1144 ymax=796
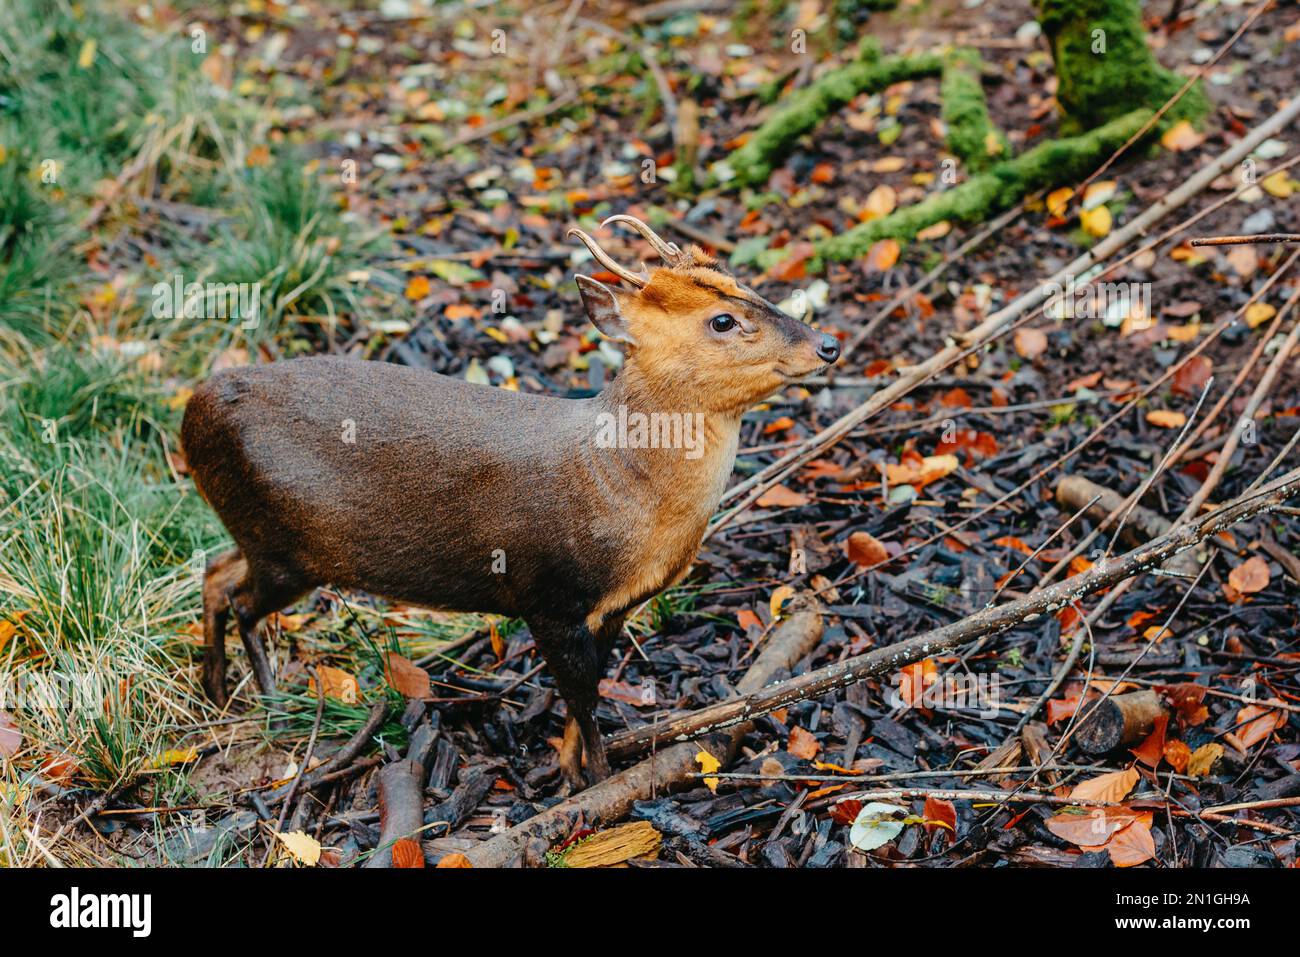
xmin=181 ymin=215 xmax=840 ymax=790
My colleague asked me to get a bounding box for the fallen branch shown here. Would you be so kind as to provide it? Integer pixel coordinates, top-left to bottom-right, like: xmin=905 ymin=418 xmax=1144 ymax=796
xmin=610 ymin=466 xmax=1300 ymax=758
xmin=712 ymin=93 xmax=1300 ymax=530
xmin=461 ymin=598 xmax=825 ymax=867
xmin=365 ymin=716 xmax=438 ymax=868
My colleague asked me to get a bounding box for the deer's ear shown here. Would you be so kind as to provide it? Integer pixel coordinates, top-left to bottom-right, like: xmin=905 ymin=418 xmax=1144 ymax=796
xmin=576 ymin=275 xmax=636 ymax=345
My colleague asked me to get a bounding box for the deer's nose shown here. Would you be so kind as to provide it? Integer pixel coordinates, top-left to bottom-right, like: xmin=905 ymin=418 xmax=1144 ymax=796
xmin=816 ymin=333 xmax=841 ymax=364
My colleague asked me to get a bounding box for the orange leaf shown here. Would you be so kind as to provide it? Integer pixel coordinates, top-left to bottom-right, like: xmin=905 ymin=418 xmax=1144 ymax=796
xmin=864 ymin=239 xmax=900 ymax=272
xmin=844 ymin=531 xmax=888 ymax=567
xmin=923 ymin=796 xmax=957 ymax=836
xmin=735 ymin=609 xmax=762 ymax=631
xmin=1069 ymin=767 xmax=1139 ymax=803
xmin=1107 ymin=814 xmax=1156 ymax=867
xmin=1146 ymin=410 xmax=1187 ymax=429
xmin=1014 ymin=328 xmax=1048 ymax=360
xmin=1045 ymin=807 xmax=1142 ymax=847
xmin=404 ymin=275 xmax=432 ymax=300
xmin=1046 ymin=696 xmax=1081 ymax=725
xmin=1130 ymin=715 xmax=1167 ymax=768
xmin=1232 ymin=699 xmax=1286 ymax=749
xmin=788 ymin=726 xmax=821 ymax=760
xmin=392 ymin=838 xmax=425 ymax=868
xmin=1163 ymin=739 xmax=1191 ymax=773
xmin=309 ymin=666 xmax=359 ymax=704
xmin=756 ymin=484 xmax=808 ymax=508
xmin=764 ymin=416 xmax=795 ymax=435
xmin=436 ymin=852 xmax=473 ymax=868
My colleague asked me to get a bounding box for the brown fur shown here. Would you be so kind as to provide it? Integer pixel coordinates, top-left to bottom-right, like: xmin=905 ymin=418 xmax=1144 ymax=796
xmin=182 ymin=253 xmax=838 ymax=787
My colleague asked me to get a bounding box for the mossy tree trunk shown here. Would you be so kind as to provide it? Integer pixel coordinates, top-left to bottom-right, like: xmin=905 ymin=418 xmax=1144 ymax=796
xmin=1034 ymin=0 xmax=1207 ymax=134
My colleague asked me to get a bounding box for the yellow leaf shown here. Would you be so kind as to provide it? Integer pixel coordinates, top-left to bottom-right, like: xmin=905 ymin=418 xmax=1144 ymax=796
xmin=769 ymin=585 xmax=796 ymax=620
xmin=1046 ymin=187 xmax=1074 ymax=218
xmin=1245 ymin=302 xmax=1276 ymax=329
xmin=1146 ymin=409 xmax=1187 ymax=429
xmin=77 ymin=39 xmax=97 ymax=70
xmin=150 ymin=747 xmax=200 ymax=768
xmin=273 ymin=830 xmax=322 ymax=866
xmin=916 ymin=220 xmax=951 ymax=241
xmin=1160 ymin=120 xmax=1204 ymax=152
xmin=1080 ymin=205 xmax=1112 ymax=238
xmin=1186 ymin=742 xmax=1223 ymax=777
xmin=1261 ymin=171 xmax=1295 ymax=199
xmin=696 ymin=749 xmax=721 ymax=793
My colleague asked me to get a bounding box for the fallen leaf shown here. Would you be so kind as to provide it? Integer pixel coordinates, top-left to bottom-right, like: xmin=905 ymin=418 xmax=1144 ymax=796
xmin=1186 ymin=742 xmax=1223 ymax=777
xmin=392 ymin=838 xmax=425 ymax=868
xmin=404 ymin=275 xmax=432 ymax=300
xmin=769 ymin=584 xmax=796 ymax=619
xmin=1080 ymin=204 xmax=1112 ymax=238
xmin=696 ymin=749 xmax=721 ymax=792
xmin=1227 ymin=555 xmax=1269 ymax=595
xmin=923 ymin=796 xmax=957 ymax=836
xmin=1130 ymin=715 xmax=1168 ymax=768
xmin=384 ymin=653 xmax=431 ymax=699
xmin=1172 ymin=356 xmax=1212 ymax=397
xmin=862 ymin=185 xmax=898 ymax=220
xmin=1045 ymin=807 xmax=1143 ymax=847
xmin=1107 ymin=814 xmax=1156 ymax=867
xmin=885 ymin=452 xmax=959 ymax=488
xmin=1227 ymin=245 xmax=1258 ymax=278
xmin=1014 ymin=327 xmax=1048 ymax=360
xmin=309 ymin=666 xmax=360 ymax=704
xmin=1245 ymin=302 xmax=1276 ymax=329
xmin=864 ymin=239 xmax=900 ymax=272
xmin=1163 ymin=739 xmax=1191 ymax=773
xmin=1070 ymin=766 xmax=1139 ymax=804
xmin=274 ymin=830 xmax=322 ymax=866
xmin=1232 ymin=699 xmax=1286 ymax=749
xmin=1046 ymin=187 xmax=1074 ymax=218
xmin=1146 ymin=409 xmax=1187 ymax=429
xmin=1160 ymin=120 xmax=1205 ymax=152
xmin=436 ymin=853 xmax=473 ymax=868
xmin=756 ymin=485 xmax=809 ymax=508
xmin=788 ymin=726 xmax=821 ymax=760
xmin=848 ymin=802 xmax=907 ymax=851
xmin=735 ymin=608 xmax=762 ymax=631
xmin=561 ymin=821 xmax=662 ymax=867
xmin=844 ymin=530 xmax=889 ymax=567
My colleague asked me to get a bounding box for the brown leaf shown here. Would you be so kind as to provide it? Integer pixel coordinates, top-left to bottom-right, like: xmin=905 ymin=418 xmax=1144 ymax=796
xmin=844 ymin=531 xmax=889 ymax=568
xmin=1045 ymin=807 xmax=1143 ymax=847
xmin=1171 ymin=356 xmax=1212 ymax=397
xmin=1069 ymin=767 xmax=1139 ymax=803
xmin=923 ymin=796 xmax=957 ymax=836
xmin=756 ymin=485 xmax=809 ymax=508
xmin=1014 ymin=327 xmax=1048 ymax=360
xmin=384 ymin=653 xmax=431 ymax=699
xmin=392 ymin=838 xmax=426 ymax=868
xmin=308 ymin=666 xmax=360 ymax=704
xmin=1228 ymin=555 xmax=1270 ymax=595
xmin=788 ymin=726 xmax=821 ymax=760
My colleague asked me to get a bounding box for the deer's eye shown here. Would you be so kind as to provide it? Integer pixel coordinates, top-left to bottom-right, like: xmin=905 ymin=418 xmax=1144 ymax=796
xmin=709 ymin=314 xmax=737 ymax=333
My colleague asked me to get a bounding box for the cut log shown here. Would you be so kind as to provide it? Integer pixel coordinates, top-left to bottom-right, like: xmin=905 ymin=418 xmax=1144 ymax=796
xmin=1074 ymin=690 xmax=1169 ymax=755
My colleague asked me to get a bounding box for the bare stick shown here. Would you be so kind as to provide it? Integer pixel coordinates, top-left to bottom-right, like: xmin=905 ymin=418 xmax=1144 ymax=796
xmin=1190 ymin=234 xmax=1300 ymax=246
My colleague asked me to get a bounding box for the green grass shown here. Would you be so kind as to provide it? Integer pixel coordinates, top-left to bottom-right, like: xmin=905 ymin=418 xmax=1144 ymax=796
xmin=0 ymin=0 xmax=396 ymax=865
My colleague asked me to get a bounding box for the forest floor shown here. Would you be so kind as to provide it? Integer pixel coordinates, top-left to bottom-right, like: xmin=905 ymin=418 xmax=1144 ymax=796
xmin=1 ymin=0 xmax=1298 ymax=868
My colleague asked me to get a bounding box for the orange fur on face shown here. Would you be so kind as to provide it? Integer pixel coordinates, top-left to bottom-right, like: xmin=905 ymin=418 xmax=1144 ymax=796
xmin=614 ymin=253 xmax=830 ymax=414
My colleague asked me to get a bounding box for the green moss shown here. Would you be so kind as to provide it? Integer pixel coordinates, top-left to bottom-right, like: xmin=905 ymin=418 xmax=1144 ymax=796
xmin=716 ymin=50 xmax=944 ymax=188
xmin=1034 ymin=0 xmax=1207 ymax=134
xmin=812 ymin=108 xmax=1152 ymax=264
xmin=940 ymin=50 xmax=1010 ymax=173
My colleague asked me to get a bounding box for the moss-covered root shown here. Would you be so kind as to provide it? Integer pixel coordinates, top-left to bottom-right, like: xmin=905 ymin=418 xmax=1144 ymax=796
xmin=941 ymin=49 xmax=1010 ymax=173
xmin=813 ymin=107 xmax=1152 ymax=263
xmin=717 ymin=49 xmax=944 ymax=189
xmin=1034 ymin=0 xmax=1207 ymax=134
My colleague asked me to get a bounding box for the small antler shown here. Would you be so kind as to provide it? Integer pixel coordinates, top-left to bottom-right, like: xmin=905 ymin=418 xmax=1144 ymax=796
xmin=601 ymin=214 xmax=685 ymax=266
xmin=566 ymin=227 xmax=650 ymax=287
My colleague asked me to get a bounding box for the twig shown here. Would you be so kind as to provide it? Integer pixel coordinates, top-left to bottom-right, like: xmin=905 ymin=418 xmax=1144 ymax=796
xmin=1190 ymin=233 xmax=1300 ymax=246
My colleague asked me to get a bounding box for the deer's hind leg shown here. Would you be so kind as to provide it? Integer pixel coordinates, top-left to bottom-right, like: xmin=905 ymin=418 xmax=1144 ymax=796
xmin=201 ymin=549 xmax=246 ymax=707
xmin=226 ymin=561 xmax=311 ymax=699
